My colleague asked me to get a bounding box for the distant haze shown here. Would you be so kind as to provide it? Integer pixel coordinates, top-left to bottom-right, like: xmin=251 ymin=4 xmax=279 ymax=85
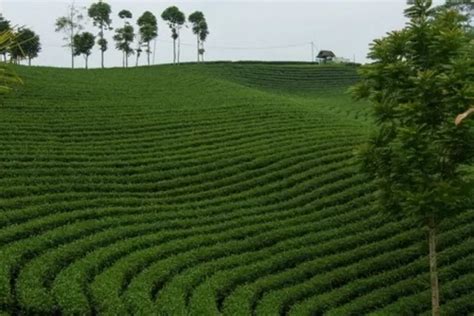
xmin=1 ymin=0 xmax=444 ymax=68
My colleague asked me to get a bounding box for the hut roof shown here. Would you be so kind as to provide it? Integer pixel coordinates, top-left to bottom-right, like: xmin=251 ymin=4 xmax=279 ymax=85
xmin=317 ymin=50 xmax=336 ymax=58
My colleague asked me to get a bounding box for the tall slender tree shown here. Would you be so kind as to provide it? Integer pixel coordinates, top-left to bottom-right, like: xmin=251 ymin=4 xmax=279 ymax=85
xmin=135 ymin=44 xmax=143 ymax=67
xmin=137 ymin=11 xmax=158 ymax=66
xmin=351 ymin=1 xmax=474 ymax=315
xmin=114 ymin=10 xmax=134 ymax=68
xmin=188 ymin=11 xmax=209 ymax=63
xmin=198 ymin=20 xmax=209 ymax=62
xmin=73 ymin=32 xmax=95 ymax=69
xmin=161 ymin=6 xmax=185 ymax=65
xmin=9 ymin=28 xmax=41 ymax=66
xmin=55 ymin=2 xmax=85 ymax=69
xmin=88 ymin=0 xmax=112 ymax=69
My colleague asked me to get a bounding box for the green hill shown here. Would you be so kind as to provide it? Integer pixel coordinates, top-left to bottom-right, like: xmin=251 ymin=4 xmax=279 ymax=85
xmin=0 ymin=63 xmax=472 ymax=315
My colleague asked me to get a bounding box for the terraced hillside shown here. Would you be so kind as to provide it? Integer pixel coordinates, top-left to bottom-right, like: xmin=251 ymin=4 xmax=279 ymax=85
xmin=0 ymin=63 xmax=473 ymax=315
xmin=208 ymin=63 xmax=360 ymax=95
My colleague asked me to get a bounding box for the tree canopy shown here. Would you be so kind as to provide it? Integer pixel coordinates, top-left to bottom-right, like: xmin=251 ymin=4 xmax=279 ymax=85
xmin=162 ymin=6 xmax=185 ymax=64
xmin=9 ymin=28 xmax=41 ymax=65
xmin=0 ymin=30 xmax=22 ymax=95
xmin=0 ymin=14 xmax=10 ymax=33
xmin=352 ymin=1 xmax=474 ymax=221
xmin=0 ymin=14 xmax=11 ymax=61
xmin=55 ymin=3 xmax=85 ymax=69
xmin=118 ymin=10 xmax=132 ymax=20
xmin=88 ymin=0 xmax=112 ymax=68
xmin=161 ymin=6 xmax=186 ymax=28
xmin=188 ymin=11 xmax=209 ymax=62
xmin=352 ymin=0 xmax=474 ymax=314
xmin=114 ymin=11 xmax=135 ymax=68
xmin=137 ymin=11 xmax=158 ymax=66
xmin=73 ymin=32 xmax=95 ymax=69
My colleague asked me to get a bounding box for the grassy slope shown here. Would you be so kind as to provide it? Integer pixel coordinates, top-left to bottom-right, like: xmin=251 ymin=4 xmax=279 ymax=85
xmin=0 ymin=63 xmax=472 ymax=315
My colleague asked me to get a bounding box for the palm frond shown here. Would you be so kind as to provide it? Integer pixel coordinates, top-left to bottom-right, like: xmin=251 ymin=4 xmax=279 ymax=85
xmin=0 ymin=29 xmax=23 ymax=95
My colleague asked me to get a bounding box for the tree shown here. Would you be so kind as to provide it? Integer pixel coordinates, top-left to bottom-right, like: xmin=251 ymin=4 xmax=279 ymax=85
xmin=0 ymin=30 xmax=22 ymax=95
xmin=188 ymin=11 xmax=209 ymax=63
xmin=351 ymin=1 xmax=474 ymax=315
xmin=161 ymin=6 xmax=185 ymax=65
xmin=198 ymin=21 xmax=209 ymax=62
xmin=135 ymin=46 xmax=142 ymax=67
xmin=114 ymin=10 xmax=134 ymax=68
xmin=0 ymin=14 xmax=11 ymax=62
xmin=0 ymin=15 xmax=9 ymax=33
xmin=9 ymin=28 xmax=41 ymax=66
xmin=55 ymin=2 xmax=85 ymax=69
xmin=73 ymin=32 xmax=95 ymax=69
xmin=445 ymin=0 xmax=474 ymax=16
xmin=137 ymin=11 xmax=158 ymax=66
xmin=88 ymin=0 xmax=112 ymax=69
xmin=118 ymin=9 xmax=132 ymax=20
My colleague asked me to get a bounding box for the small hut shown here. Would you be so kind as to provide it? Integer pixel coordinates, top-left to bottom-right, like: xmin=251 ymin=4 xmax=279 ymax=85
xmin=317 ymin=50 xmax=336 ymax=63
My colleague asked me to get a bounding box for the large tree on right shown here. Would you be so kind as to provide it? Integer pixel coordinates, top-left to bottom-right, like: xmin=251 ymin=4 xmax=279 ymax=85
xmin=351 ymin=1 xmax=473 ymax=315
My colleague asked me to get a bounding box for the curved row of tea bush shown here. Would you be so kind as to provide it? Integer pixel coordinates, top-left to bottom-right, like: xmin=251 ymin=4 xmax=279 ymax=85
xmin=0 ymin=63 xmax=472 ymax=315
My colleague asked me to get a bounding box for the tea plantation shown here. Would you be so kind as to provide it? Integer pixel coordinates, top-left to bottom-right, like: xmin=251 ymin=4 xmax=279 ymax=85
xmin=0 ymin=63 xmax=472 ymax=315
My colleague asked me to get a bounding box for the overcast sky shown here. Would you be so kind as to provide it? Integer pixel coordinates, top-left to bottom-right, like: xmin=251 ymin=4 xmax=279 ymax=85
xmin=0 ymin=0 xmax=444 ymax=68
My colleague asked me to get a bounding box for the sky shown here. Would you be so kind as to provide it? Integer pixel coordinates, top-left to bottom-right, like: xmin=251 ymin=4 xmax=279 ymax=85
xmin=0 ymin=0 xmax=445 ymax=68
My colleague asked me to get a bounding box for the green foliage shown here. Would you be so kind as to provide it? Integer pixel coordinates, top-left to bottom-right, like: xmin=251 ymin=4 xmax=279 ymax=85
xmin=114 ymin=25 xmax=135 ymax=67
xmin=0 ymin=14 xmax=10 ymax=33
xmin=73 ymin=32 xmax=95 ymax=69
xmin=118 ymin=9 xmax=132 ymax=20
xmin=162 ymin=6 xmax=185 ymax=64
xmin=352 ymin=0 xmax=474 ymax=223
xmin=189 ymin=11 xmax=209 ymax=61
xmin=87 ymin=0 xmax=112 ymax=30
xmin=189 ymin=11 xmax=209 ymax=41
xmin=188 ymin=11 xmax=204 ymax=26
xmin=161 ymin=6 xmax=186 ymax=28
xmin=88 ymin=0 xmax=112 ymax=67
xmin=9 ymin=28 xmax=41 ymax=65
xmin=137 ymin=11 xmax=158 ymax=65
xmin=55 ymin=3 xmax=85 ymax=69
xmin=0 ymin=30 xmax=22 ymax=94
xmin=0 ymin=14 xmax=10 ymax=60
xmin=137 ymin=11 xmax=158 ymax=43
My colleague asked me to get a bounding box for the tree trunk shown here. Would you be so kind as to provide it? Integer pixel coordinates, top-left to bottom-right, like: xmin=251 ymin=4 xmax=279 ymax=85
xmin=100 ymin=24 xmax=104 ymax=69
xmin=173 ymin=39 xmax=176 ymax=64
xmin=177 ymin=31 xmax=181 ymax=65
xmin=201 ymin=42 xmax=205 ymax=62
xmin=85 ymin=55 xmax=88 ymax=69
xmin=147 ymin=41 xmax=151 ymax=66
xmin=28 ymin=57 xmax=31 ymax=66
xmin=428 ymin=216 xmax=440 ymax=316
xmin=70 ymin=10 xmax=75 ymax=69
xmin=197 ymin=35 xmax=200 ymax=62
xmin=70 ymin=38 xmax=75 ymax=69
